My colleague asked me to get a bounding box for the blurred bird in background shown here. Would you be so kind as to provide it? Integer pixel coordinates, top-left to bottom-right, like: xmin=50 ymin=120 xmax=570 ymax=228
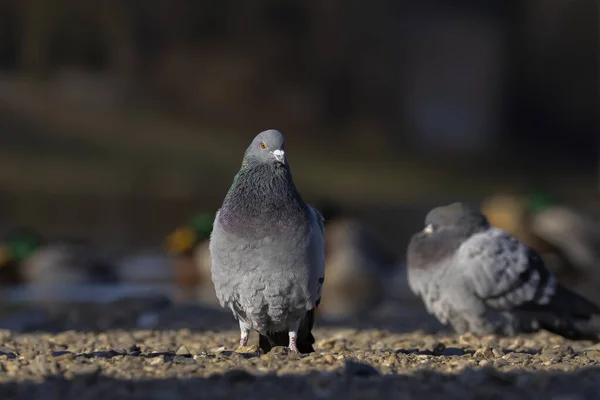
xmin=407 ymin=202 xmax=600 ymax=340
xmin=315 ymin=201 xmax=401 ymax=319
xmin=165 ymin=212 xmax=216 ymax=303
xmin=0 ymin=227 xmax=118 ymax=304
xmin=481 ymin=192 xmax=600 ymax=306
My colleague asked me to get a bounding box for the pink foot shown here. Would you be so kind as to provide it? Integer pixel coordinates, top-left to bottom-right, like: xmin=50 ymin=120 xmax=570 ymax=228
xmin=288 ymin=338 xmax=299 ymax=353
xmin=239 ymin=337 xmax=248 ymax=347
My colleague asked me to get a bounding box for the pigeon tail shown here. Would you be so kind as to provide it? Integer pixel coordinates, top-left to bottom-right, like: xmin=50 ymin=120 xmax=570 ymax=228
xmin=523 ymin=284 xmax=600 ymax=341
xmin=259 ymin=309 xmax=316 ymax=353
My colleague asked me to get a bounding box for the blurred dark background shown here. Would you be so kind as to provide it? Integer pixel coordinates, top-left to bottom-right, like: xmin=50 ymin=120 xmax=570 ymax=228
xmin=0 ymin=0 xmax=597 ymax=322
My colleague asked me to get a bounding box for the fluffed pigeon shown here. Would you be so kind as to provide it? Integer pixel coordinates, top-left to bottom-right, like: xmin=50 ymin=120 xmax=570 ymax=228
xmin=210 ymin=129 xmax=325 ymax=353
xmin=407 ymin=202 xmax=600 ymax=340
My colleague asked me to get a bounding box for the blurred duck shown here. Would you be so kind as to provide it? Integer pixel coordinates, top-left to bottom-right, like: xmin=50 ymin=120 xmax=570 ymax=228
xmin=316 ymin=201 xmax=400 ymax=319
xmin=165 ymin=212 xmax=216 ymax=304
xmin=0 ymin=228 xmax=118 ymax=287
xmin=481 ymin=192 xmax=600 ymax=305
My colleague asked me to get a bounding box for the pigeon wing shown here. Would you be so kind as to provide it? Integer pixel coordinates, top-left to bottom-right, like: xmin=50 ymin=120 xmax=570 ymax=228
xmin=457 ymin=228 xmax=557 ymax=311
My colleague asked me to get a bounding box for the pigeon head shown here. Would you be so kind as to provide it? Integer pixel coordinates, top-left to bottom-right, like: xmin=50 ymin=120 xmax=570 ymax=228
xmin=408 ymin=203 xmax=489 ymax=268
xmin=423 ymin=202 xmax=489 ymax=237
xmin=244 ymin=129 xmax=286 ymax=166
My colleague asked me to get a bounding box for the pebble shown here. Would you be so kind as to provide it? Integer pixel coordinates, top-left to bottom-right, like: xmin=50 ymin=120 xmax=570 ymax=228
xmin=387 ymin=354 xmax=400 ymax=366
xmin=473 ymin=347 xmax=494 ymax=359
xmin=147 ymin=356 xmax=165 ymax=365
xmin=0 ymin=305 xmax=597 ymax=399
xmin=432 ymin=343 xmax=446 ymax=356
xmin=323 ymin=354 xmax=335 ymax=364
xmin=492 ymin=348 xmax=505 ymax=358
xmin=235 ymin=345 xmax=259 ymax=354
xmin=176 ymin=345 xmax=192 ymax=356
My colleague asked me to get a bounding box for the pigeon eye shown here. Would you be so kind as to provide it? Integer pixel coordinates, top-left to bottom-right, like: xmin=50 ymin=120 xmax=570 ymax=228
xmin=259 ymin=142 xmax=267 ymax=149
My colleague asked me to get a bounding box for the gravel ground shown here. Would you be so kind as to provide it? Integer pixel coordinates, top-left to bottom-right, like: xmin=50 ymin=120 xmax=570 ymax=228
xmin=1 ymin=299 xmax=600 ymax=399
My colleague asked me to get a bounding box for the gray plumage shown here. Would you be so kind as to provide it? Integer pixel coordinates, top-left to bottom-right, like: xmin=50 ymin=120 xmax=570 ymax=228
xmin=209 ymin=129 xmax=325 ymax=353
xmin=407 ymin=202 xmax=600 ymax=340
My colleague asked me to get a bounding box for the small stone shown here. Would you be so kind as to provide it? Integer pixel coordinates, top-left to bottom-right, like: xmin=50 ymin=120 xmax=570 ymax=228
xmin=260 ymin=354 xmax=271 ymax=362
xmin=493 ymin=358 xmax=508 ymax=367
xmin=474 ymin=347 xmax=494 ymax=359
xmin=148 ymin=356 xmax=165 ymax=365
xmin=479 ymin=359 xmax=490 ymax=367
xmin=502 ymin=352 xmax=531 ymax=362
xmin=194 ymin=352 xmax=212 ymax=361
xmin=540 ymin=348 xmax=562 ymax=362
xmin=236 ymin=345 xmax=259 ymax=354
xmin=129 ymin=345 xmax=141 ymax=353
xmin=458 ymin=332 xmax=478 ymax=346
xmin=176 ymin=345 xmax=191 ymax=356
xmin=492 ymin=348 xmax=505 ymax=358
xmin=387 ymin=354 xmax=400 ymax=366
xmin=323 ymin=354 xmax=335 ymax=364
xmin=432 ymin=343 xmax=446 ymax=356
xmin=584 ymin=350 xmax=600 ymax=362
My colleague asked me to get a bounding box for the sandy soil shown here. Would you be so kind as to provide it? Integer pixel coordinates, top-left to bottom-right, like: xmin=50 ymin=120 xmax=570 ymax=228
xmin=0 ymin=299 xmax=599 ymax=400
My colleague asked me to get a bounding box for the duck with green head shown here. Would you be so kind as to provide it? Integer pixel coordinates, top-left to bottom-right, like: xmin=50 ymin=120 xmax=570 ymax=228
xmin=0 ymin=228 xmax=44 ymax=284
xmin=0 ymin=228 xmax=117 ymax=286
xmin=165 ymin=212 xmax=216 ymax=296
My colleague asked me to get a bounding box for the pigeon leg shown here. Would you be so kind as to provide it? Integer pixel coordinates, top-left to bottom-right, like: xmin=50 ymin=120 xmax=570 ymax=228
xmin=238 ymin=321 xmax=250 ymax=348
xmin=288 ymin=318 xmax=302 ymax=353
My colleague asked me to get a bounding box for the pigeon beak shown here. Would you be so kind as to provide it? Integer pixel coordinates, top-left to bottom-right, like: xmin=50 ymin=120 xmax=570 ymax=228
xmin=423 ymin=224 xmax=434 ymax=234
xmin=271 ymin=149 xmax=285 ymax=164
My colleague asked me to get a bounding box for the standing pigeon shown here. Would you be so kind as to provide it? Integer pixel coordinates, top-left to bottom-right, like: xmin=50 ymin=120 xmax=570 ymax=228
xmin=210 ymin=129 xmax=325 ymax=353
xmin=407 ymin=202 xmax=600 ymax=340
